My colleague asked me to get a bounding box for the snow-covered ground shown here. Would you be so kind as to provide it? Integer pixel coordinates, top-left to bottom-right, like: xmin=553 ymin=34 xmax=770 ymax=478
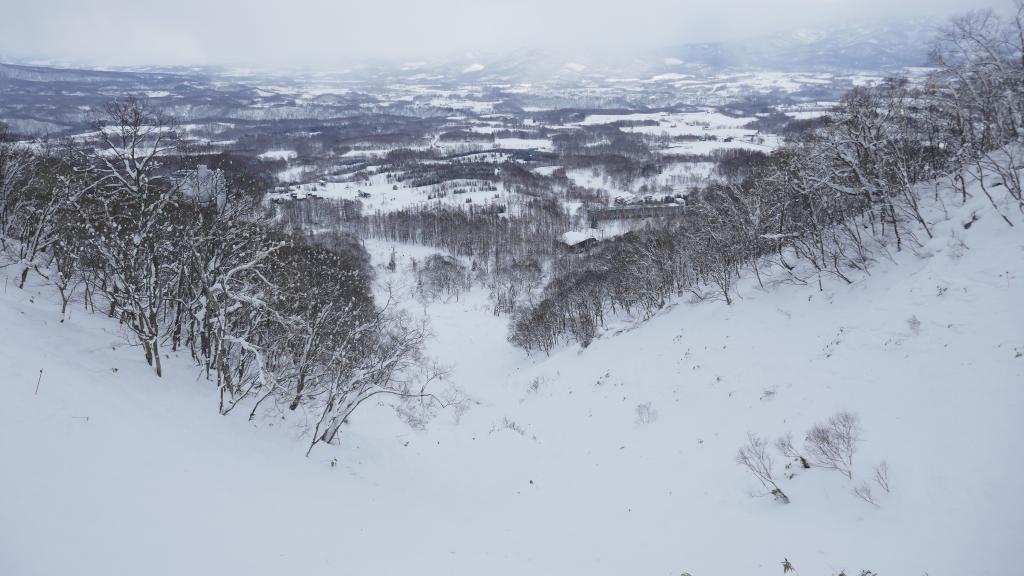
xmin=493 ymin=137 xmax=553 ymax=151
xmin=1 ymin=168 xmax=1022 ymax=576
xmin=574 ymin=109 xmax=784 ymax=156
xmin=258 ymin=149 xmax=298 ymax=161
xmin=279 ymin=175 xmax=510 ymax=214
xmin=579 ymin=110 xmax=754 ymax=130
xmin=276 ymin=164 xmax=311 ymax=183
xmin=565 ymin=161 xmax=714 ymax=201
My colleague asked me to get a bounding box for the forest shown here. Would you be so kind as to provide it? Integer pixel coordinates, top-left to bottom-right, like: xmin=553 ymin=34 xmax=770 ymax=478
xmin=504 ymin=10 xmax=1024 ymax=352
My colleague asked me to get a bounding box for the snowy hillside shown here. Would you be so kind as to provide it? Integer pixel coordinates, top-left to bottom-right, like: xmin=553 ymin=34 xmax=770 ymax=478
xmin=1 ymin=167 xmax=1022 ymax=576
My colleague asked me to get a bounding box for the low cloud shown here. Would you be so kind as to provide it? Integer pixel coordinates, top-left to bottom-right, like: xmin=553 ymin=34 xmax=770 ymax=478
xmin=0 ymin=0 xmax=1002 ymax=68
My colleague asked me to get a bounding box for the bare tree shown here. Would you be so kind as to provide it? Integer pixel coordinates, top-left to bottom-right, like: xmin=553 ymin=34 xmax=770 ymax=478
xmin=805 ymin=411 xmax=861 ymax=479
xmin=736 ymin=433 xmax=790 ymax=503
xmin=417 ymin=253 xmax=470 ymax=302
xmin=873 ymin=461 xmax=891 ymax=494
xmin=0 ymin=100 xmax=456 ymax=452
xmin=775 ymin=432 xmax=811 ymax=469
xmin=0 ymin=126 xmax=38 ymax=247
xmin=852 ymin=481 xmax=879 ymax=508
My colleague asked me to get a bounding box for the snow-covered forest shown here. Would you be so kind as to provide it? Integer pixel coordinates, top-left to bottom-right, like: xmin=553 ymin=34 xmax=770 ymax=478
xmin=1 ymin=3 xmax=1022 ymax=576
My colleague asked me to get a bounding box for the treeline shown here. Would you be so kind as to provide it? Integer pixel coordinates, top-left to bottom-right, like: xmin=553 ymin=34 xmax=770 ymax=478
xmin=281 ymin=165 xmax=576 ymax=317
xmin=358 ymin=196 xmax=568 ymax=264
xmin=0 ymin=99 xmax=444 ymax=453
xmin=510 ymin=227 xmax=684 ymax=351
xmin=509 ymin=6 xmax=1024 ymax=353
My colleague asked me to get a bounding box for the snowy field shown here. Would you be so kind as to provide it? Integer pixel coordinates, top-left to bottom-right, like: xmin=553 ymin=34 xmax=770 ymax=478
xmin=258 ymin=149 xmax=298 ymax=161
xmin=565 ymin=161 xmax=715 ymax=201
xmin=1 ymin=163 xmax=1022 ymax=576
xmin=277 ymin=174 xmax=510 ymax=213
xmin=575 ymin=109 xmax=784 ymax=155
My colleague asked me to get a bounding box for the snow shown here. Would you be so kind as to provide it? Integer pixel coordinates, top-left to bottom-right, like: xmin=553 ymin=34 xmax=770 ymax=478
xmin=493 ymin=137 xmax=552 ymax=151
xmin=578 ymin=111 xmax=667 ymax=126
xmin=462 ymin=63 xmax=485 ymax=74
xmin=648 ymin=72 xmax=691 ymax=82
xmin=572 ymin=110 xmax=782 ymax=156
xmin=785 ymin=110 xmax=831 ymax=120
xmin=276 ymin=165 xmax=310 ymax=183
xmin=560 ymin=230 xmax=597 ymax=245
xmin=560 ymin=222 xmax=634 ymax=245
xmin=1 ymin=166 xmax=1022 ymax=576
xmin=532 ymin=165 xmax=561 ymax=176
xmin=426 ymin=97 xmax=496 ymax=113
xmin=564 ymin=161 xmax=714 ymax=199
xmin=658 ymin=136 xmax=780 ymax=155
xmin=276 ymin=172 xmax=511 ymax=214
xmin=258 ymin=149 xmax=298 ymax=161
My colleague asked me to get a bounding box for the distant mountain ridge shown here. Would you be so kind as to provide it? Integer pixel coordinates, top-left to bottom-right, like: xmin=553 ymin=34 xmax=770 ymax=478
xmin=373 ymin=18 xmax=939 ymax=84
xmin=1 ymin=18 xmax=938 ymax=87
xmin=663 ymin=19 xmax=939 ymax=72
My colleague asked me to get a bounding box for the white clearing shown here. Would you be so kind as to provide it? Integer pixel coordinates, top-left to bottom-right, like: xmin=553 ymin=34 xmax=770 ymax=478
xmin=258 ymin=149 xmax=298 ymax=161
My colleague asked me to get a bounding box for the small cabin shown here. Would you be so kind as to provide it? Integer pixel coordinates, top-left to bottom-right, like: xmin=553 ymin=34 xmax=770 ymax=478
xmin=559 ymin=231 xmax=599 ymax=254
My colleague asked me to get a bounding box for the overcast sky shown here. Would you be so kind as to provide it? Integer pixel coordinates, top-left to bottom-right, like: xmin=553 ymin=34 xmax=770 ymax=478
xmin=0 ymin=0 xmax=1003 ymax=68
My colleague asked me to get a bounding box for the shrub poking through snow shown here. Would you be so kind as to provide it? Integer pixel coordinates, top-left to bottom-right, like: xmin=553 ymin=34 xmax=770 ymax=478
xmin=416 ymin=253 xmax=470 ymax=302
xmin=775 ymin=432 xmax=811 ymax=469
xmin=804 ymin=411 xmax=860 ymax=479
xmin=736 ymin=433 xmax=790 ymax=503
xmin=907 ymin=315 xmax=922 ymax=334
xmin=852 ymin=481 xmax=880 ymax=507
xmin=873 ymin=461 xmax=891 ymax=494
xmin=635 ymin=402 xmax=658 ymax=425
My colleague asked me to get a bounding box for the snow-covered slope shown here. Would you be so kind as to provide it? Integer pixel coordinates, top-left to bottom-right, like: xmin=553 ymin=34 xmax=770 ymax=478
xmin=1 ymin=168 xmax=1022 ymax=576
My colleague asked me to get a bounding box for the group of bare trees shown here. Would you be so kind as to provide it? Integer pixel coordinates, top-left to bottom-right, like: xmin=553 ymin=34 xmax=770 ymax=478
xmin=416 ymin=254 xmax=471 ymax=302
xmin=490 ymin=256 xmax=543 ymax=316
xmin=931 ymin=3 xmax=1024 ymax=220
xmin=0 ymin=99 xmax=443 ymax=454
xmin=510 ymin=4 xmax=1024 ymax=353
xmin=509 ymin=227 xmax=686 ymax=353
xmin=738 ymin=412 xmax=872 ymax=505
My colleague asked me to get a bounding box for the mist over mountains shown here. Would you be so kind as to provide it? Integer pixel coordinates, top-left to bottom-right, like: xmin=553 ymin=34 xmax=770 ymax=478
xmin=3 ymin=17 xmax=937 ymax=80
xmin=0 ymin=17 xmax=941 ymax=136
